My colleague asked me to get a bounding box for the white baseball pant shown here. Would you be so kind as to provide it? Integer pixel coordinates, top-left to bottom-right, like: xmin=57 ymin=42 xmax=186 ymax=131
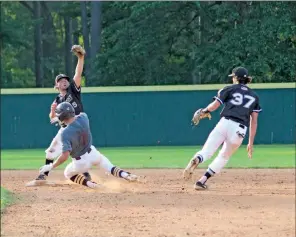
xmin=45 ymin=127 xmax=65 ymax=159
xmin=64 ymin=145 xmax=112 ymax=179
xmin=194 ymin=117 xmax=247 ymax=173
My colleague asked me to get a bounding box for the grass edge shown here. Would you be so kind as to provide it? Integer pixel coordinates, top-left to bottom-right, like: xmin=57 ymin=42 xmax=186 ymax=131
xmin=1 ymin=187 xmax=15 ymax=215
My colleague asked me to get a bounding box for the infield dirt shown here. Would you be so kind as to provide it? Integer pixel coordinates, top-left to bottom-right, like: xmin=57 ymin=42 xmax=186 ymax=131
xmin=1 ymin=169 xmax=295 ymax=237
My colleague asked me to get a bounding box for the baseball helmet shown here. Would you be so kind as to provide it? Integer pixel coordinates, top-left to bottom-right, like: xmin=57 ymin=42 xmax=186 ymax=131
xmin=55 ymin=74 xmax=70 ymax=84
xmin=228 ymin=67 xmax=252 ymax=84
xmin=55 ymin=102 xmax=75 ymax=122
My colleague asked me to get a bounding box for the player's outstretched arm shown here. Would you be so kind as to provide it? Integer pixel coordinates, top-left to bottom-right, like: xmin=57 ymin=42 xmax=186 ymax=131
xmin=247 ymin=112 xmax=258 ymax=159
xmin=203 ymin=100 xmax=221 ymax=113
xmin=52 ymin=151 xmax=70 ymax=169
xmin=191 ymin=100 xmax=220 ymax=126
xmin=39 ymin=151 xmax=69 ymax=174
xmin=71 ymin=45 xmax=85 ymax=88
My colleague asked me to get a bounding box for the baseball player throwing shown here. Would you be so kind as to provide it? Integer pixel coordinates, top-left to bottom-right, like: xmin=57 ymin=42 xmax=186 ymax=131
xmin=184 ymin=67 xmax=262 ymax=190
xmin=39 ymin=102 xmax=139 ymax=189
xmin=32 ymin=45 xmax=91 ymax=185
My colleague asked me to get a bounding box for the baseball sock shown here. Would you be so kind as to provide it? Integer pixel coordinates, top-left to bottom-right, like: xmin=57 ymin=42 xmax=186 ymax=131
xmin=44 ymin=158 xmax=54 ymax=176
xmin=99 ymin=154 xmax=129 ymax=178
xmin=111 ymin=167 xmax=129 ymax=179
xmin=70 ymin=174 xmax=98 ymax=188
xmin=195 ymin=154 xmax=203 ymax=163
xmin=198 ymin=168 xmax=215 ymax=184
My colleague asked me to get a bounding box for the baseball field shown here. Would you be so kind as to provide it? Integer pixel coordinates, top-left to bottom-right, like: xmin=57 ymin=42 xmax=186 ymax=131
xmin=1 ymin=144 xmax=295 ymax=237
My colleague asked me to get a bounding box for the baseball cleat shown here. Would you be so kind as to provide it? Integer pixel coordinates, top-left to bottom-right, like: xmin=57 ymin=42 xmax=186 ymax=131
xmin=194 ymin=181 xmax=207 ymax=190
xmin=183 ymin=157 xmax=199 ymax=180
xmin=36 ymin=174 xmax=47 ymax=180
xmin=25 ymin=179 xmax=55 ymax=187
xmin=124 ymin=174 xmax=139 ymax=182
xmin=88 ymin=181 xmax=105 ymax=189
xmin=83 ymin=172 xmax=92 ymax=181
xmin=25 ymin=174 xmax=57 ymax=187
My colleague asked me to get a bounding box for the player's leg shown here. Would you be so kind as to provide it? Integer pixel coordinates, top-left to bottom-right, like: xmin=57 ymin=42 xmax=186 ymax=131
xmin=64 ymin=160 xmax=101 ymax=189
xmin=35 ymin=130 xmax=63 ymax=181
xmin=89 ymin=146 xmax=139 ymax=182
xmin=195 ymin=124 xmax=247 ymax=189
xmin=183 ymin=120 xmax=227 ymax=180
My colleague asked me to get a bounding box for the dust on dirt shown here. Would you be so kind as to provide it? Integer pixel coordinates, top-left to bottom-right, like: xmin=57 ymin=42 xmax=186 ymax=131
xmin=1 ymin=169 xmax=295 ymax=237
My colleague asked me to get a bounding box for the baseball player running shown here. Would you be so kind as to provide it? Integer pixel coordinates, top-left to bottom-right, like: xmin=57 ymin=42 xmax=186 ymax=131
xmin=32 ymin=45 xmax=92 ymax=185
xmin=39 ymin=102 xmax=139 ymax=188
xmin=184 ymin=67 xmax=262 ymax=190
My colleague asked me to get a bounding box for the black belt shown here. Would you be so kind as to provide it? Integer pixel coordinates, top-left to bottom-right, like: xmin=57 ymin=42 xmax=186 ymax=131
xmin=74 ymin=147 xmax=92 ymax=160
xmin=224 ymin=117 xmax=246 ymax=129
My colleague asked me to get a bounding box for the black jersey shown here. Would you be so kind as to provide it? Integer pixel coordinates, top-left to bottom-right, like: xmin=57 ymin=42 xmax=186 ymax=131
xmin=213 ymin=84 xmax=262 ymax=127
xmin=55 ymin=81 xmax=84 ymax=115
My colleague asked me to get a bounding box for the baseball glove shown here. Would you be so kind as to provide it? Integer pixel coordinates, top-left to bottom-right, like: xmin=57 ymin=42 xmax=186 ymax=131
xmin=191 ymin=108 xmax=212 ymax=126
xmin=71 ymin=45 xmax=86 ymax=57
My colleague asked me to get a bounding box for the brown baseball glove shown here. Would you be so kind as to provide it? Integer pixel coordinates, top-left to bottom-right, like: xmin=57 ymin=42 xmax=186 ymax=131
xmin=71 ymin=45 xmax=86 ymax=57
xmin=191 ymin=108 xmax=212 ymax=126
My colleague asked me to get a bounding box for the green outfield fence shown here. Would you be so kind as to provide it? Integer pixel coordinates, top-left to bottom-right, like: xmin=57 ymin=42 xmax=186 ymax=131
xmin=1 ymin=83 xmax=295 ymax=149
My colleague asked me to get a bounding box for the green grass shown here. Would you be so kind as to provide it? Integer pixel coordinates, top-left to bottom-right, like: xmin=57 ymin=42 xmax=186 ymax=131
xmin=1 ymin=187 xmax=14 ymax=213
xmin=1 ymin=145 xmax=295 ymax=170
xmin=1 ymin=83 xmax=295 ymax=94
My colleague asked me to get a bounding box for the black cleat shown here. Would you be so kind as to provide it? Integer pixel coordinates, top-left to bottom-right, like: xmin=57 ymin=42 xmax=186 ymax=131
xmin=36 ymin=174 xmax=46 ymax=180
xmin=194 ymin=181 xmax=207 ymax=190
xmin=83 ymin=172 xmax=92 ymax=181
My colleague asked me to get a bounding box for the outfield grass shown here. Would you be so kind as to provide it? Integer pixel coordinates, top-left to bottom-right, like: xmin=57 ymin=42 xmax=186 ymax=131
xmin=1 ymin=145 xmax=295 ymax=170
xmin=1 ymin=83 xmax=295 ymax=94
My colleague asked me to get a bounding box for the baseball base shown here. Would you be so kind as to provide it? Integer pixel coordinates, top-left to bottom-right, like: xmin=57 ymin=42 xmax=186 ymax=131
xmin=25 ymin=179 xmax=56 ymax=187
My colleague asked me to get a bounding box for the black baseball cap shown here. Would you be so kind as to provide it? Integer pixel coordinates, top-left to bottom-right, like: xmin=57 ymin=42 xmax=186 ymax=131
xmin=55 ymin=74 xmax=70 ymax=83
xmin=228 ymin=67 xmax=249 ymax=78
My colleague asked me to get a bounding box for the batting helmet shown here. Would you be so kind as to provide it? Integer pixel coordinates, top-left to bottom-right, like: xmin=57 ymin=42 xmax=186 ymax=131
xmin=228 ymin=67 xmax=252 ymax=84
xmin=55 ymin=102 xmax=75 ymax=122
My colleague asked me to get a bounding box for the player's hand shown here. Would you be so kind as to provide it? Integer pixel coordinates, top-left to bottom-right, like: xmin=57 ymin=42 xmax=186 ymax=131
xmin=51 ymin=102 xmax=57 ymax=112
xmin=191 ymin=108 xmax=212 ymax=126
xmin=50 ymin=117 xmax=60 ymax=126
xmin=71 ymin=45 xmax=86 ymax=58
xmin=247 ymin=144 xmax=253 ymax=159
xmin=39 ymin=163 xmax=53 ymax=174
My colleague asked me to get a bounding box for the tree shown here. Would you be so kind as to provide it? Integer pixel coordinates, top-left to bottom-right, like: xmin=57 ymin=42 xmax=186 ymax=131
xmin=1 ymin=1 xmax=295 ymax=88
xmin=89 ymin=1 xmax=102 ymax=85
xmin=64 ymin=15 xmax=73 ymax=76
xmin=2 ymin=2 xmax=35 ymax=88
xmin=80 ymin=1 xmax=90 ymax=85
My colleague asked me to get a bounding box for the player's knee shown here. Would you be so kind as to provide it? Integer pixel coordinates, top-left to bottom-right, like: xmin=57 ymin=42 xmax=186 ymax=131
xmin=45 ymin=146 xmax=62 ymax=159
xmin=45 ymin=151 xmax=56 ymax=159
xmin=218 ymin=147 xmax=235 ymax=160
xmin=218 ymin=152 xmax=230 ymax=160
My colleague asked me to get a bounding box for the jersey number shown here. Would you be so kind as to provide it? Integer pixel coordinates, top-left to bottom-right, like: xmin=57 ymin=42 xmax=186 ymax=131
xmin=72 ymin=102 xmax=77 ymax=108
xmin=230 ymin=93 xmax=255 ymax=108
xmin=80 ymin=132 xmax=88 ymax=146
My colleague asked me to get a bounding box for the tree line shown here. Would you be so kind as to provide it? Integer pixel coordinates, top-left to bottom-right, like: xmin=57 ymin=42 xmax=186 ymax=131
xmin=1 ymin=1 xmax=295 ymax=88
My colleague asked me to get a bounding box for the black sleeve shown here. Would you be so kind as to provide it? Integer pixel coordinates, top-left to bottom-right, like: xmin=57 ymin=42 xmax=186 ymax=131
xmin=69 ymin=81 xmax=81 ymax=95
xmin=213 ymin=86 xmax=232 ymax=105
xmin=54 ymin=97 xmax=59 ymax=104
xmin=252 ymin=97 xmax=262 ymax=113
